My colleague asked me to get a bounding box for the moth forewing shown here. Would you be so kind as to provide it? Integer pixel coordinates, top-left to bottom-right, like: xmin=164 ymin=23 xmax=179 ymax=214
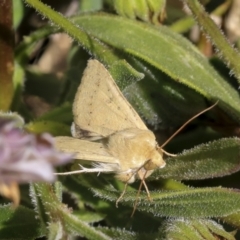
xmin=55 ymin=136 xmax=121 ymax=175
xmin=72 ymin=59 xmax=148 ymax=141
xmin=55 ymin=136 xmax=118 ymax=162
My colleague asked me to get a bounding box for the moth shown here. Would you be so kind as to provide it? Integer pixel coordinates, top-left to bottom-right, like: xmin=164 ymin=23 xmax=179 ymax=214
xmin=55 ymin=59 xmax=217 ymax=204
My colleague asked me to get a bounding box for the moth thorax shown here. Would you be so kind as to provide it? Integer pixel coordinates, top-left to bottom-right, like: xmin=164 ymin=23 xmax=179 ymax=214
xmin=106 ymin=128 xmax=165 ymax=172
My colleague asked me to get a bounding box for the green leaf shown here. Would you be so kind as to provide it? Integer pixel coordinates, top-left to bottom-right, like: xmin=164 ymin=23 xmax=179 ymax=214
xmin=113 ymin=0 xmax=137 ymax=20
xmin=0 ymin=205 xmax=45 ymax=239
xmin=222 ymin=212 xmax=240 ymax=229
xmin=11 ymin=62 xmax=25 ymax=111
xmin=13 ymin=0 xmax=24 ymax=29
xmin=72 ymin=13 xmax=240 ymax=122
xmin=74 ymin=211 xmax=105 ymax=224
xmin=53 ymin=181 xmax=63 ymax=203
xmin=92 ymin=187 xmax=240 ymax=218
xmin=25 ymin=120 xmax=71 ymax=136
xmin=31 ymin=183 xmax=112 ymax=239
xmin=160 ymin=219 xmax=235 ymax=240
xmin=79 ymin=0 xmax=103 ymax=12
xmin=108 ymin=59 xmax=144 ymax=89
xmin=47 ymin=221 xmax=63 ymax=240
xmin=99 ymin=227 xmax=158 ymax=239
xmin=25 ymin=70 xmax=63 ymax=104
xmin=62 ymin=175 xmax=162 ymax=231
xmin=112 ymin=0 xmax=166 ymax=24
xmin=206 ymin=220 xmax=236 ymax=240
xmin=170 ymin=16 xmax=195 ymax=33
xmin=122 ymin=57 xmax=207 ymax=126
xmin=184 ymin=0 xmax=240 ymax=83
xmin=15 ymin=26 xmax=56 ymax=65
xmin=151 ymin=137 xmax=240 ymax=180
xmin=38 ymin=102 xmax=72 ymax=124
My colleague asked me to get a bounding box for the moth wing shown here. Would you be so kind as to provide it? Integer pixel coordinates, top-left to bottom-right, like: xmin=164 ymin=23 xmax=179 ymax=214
xmin=55 ymin=136 xmax=119 ymax=164
xmin=72 ymin=59 xmax=147 ymax=140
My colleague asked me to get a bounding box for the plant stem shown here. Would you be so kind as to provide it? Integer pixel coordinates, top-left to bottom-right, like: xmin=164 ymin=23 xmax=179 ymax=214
xmin=0 ymin=0 xmax=14 ymax=110
xmin=182 ymin=0 xmax=240 ymax=84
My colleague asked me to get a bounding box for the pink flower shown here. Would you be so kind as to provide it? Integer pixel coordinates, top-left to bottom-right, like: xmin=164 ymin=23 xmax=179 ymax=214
xmin=0 ymin=120 xmax=73 ymax=183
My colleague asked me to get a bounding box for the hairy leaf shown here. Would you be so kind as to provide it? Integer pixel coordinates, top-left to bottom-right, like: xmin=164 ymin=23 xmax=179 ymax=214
xmin=160 ymin=219 xmax=235 ymax=240
xmin=0 ymin=205 xmax=45 ymax=239
xmin=73 ymin=13 xmax=240 ymax=122
xmin=92 ymin=187 xmax=240 ymax=218
xmin=151 ymin=138 xmax=240 ymax=180
xmin=31 ymin=183 xmax=111 ymax=240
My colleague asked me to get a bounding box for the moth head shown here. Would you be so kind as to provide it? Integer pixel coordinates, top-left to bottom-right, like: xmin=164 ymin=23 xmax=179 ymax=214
xmin=143 ymin=147 xmax=165 ymax=171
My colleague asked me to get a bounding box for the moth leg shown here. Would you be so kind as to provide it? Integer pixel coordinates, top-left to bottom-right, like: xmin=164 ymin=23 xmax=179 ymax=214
xmin=137 ymin=169 xmax=152 ymax=201
xmin=115 ymin=182 xmax=129 ymax=208
xmin=116 ymin=161 xmax=152 ymax=209
xmin=131 ymin=169 xmax=151 ymax=217
xmin=162 ymin=149 xmax=177 ymax=157
xmin=142 ymin=179 xmax=151 ymax=200
xmin=116 ymin=171 xmax=137 ymax=207
xmin=135 ymin=160 xmax=153 ymax=201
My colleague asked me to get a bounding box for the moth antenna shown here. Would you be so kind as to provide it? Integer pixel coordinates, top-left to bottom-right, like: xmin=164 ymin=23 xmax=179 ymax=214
xmin=161 ymin=149 xmax=177 ymax=157
xmin=55 ymin=164 xmax=114 ymax=175
xmin=161 ymin=101 xmax=218 ymax=148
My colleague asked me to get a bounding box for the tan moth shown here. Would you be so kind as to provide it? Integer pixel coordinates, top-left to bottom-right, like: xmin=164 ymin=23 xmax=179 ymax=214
xmin=55 ymin=59 xmax=217 ymax=205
